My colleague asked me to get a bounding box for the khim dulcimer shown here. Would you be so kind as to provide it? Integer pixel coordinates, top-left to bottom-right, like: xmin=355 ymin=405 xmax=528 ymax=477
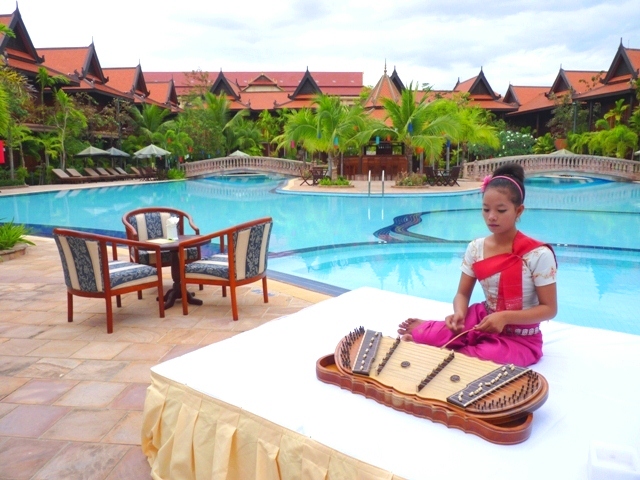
xmin=316 ymin=327 xmax=549 ymax=445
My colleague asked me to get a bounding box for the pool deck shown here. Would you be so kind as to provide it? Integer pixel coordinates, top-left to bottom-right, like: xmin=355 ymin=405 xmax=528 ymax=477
xmin=0 ymin=175 xmax=480 ymax=478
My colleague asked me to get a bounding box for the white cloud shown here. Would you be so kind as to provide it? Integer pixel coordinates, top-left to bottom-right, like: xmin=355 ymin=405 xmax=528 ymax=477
xmin=6 ymin=0 xmax=640 ymax=96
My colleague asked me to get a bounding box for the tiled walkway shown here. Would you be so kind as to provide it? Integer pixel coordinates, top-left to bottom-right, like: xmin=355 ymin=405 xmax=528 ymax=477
xmin=0 ymin=236 xmax=329 ymax=479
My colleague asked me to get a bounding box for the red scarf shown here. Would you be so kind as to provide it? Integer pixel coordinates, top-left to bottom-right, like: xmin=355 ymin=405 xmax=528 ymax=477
xmin=471 ymin=231 xmax=555 ymax=312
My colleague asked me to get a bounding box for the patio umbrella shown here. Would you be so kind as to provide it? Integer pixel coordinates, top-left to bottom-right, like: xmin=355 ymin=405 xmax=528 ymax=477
xmin=75 ymin=146 xmax=110 ymax=157
xmin=229 ymin=150 xmax=250 ymax=157
xmin=105 ymin=147 xmax=130 ymax=158
xmin=134 ymin=144 xmax=172 ymax=158
xmin=105 ymin=147 xmax=130 ymax=167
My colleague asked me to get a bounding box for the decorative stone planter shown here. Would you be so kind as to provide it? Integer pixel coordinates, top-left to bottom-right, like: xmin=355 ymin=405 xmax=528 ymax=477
xmin=0 ymin=244 xmax=28 ymax=262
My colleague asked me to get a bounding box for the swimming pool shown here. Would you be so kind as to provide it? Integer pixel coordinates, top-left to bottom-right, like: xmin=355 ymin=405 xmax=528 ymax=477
xmin=2 ymin=174 xmax=639 ymax=335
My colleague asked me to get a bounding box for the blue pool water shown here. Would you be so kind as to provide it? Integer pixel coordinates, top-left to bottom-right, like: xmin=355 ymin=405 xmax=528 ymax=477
xmin=1 ymin=174 xmax=639 ymax=335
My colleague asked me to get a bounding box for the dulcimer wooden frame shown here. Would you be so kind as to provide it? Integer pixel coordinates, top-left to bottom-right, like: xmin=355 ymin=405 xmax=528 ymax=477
xmin=316 ymin=328 xmax=549 ymax=445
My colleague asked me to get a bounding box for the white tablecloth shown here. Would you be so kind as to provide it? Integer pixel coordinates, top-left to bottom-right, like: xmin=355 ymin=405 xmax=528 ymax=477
xmin=146 ymin=287 xmax=640 ymax=480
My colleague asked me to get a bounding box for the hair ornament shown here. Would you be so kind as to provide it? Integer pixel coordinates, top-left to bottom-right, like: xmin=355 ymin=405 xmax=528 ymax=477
xmin=480 ymin=175 xmax=492 ymax=193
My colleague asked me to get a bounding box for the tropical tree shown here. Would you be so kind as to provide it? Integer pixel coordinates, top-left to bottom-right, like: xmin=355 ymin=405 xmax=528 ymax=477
xmin=129 ymin=103 xmax=172 ymax=143
xmin=380 ymin=83 xmax=459 ymax=171
xmin=35 ymin=66 xmax=70 ymax=110
xmin=224 ymin=112 xmax=263 ymax=155
xmin=277 ymin=94 xmax=369 ymax=179
xmin=0 ymin=66 xmax=33 ymax=179
xmin=48 ymin=89 xmax=87 ymax=170
xmin=603 ymin=99 xmax=629 ymax=128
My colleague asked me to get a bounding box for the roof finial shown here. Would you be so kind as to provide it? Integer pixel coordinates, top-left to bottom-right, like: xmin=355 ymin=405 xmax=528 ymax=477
xmin=384 ymin=59 xmax=387 ymax=75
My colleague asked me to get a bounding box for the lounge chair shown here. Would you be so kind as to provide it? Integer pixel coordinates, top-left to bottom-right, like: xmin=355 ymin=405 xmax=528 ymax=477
xmin=67 ymin=168 xmax=101 ymax=182
xmin=53 ymin=228 xmax=165 ymax=333
xmin=83 ymin=167 xmax=106 ymax=181
xmin=52 ymin=168 xmax=84 ymax=184
xmin=96 ymin=167 xmax=122 ymax=180
xmin=115 ymin=167 xmax=139 ymax=179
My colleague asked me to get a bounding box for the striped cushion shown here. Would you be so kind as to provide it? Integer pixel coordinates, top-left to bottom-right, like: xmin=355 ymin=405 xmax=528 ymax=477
xmin=109 ymin=261 xmax=158 ymax=289
xmin=55 ymin=235 xmax=157 ymax=292
xmin=127 ymin=212 xmax=177 ymax=241
xmin=185 ymin=222 xmax=271 ymax=281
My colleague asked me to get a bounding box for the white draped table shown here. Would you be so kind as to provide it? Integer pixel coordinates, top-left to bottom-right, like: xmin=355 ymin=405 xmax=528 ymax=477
xmin=142 ymin=287 xmax=640 ymax=480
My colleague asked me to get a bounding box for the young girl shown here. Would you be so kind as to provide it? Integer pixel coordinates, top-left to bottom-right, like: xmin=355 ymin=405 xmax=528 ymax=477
xmin=398 ymin=163 xmax=557 ymax=367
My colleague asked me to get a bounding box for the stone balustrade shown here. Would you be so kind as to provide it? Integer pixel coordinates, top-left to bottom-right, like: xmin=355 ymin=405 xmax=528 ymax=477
xmin=181 ymin=156 xmax=304 ymax=178
xmin=463 ymin=154 xmax=640 ymax=182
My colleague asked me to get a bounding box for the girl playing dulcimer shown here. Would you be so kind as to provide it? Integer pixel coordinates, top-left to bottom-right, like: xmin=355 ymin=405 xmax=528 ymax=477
xmin=398 ymin=163 xmax=557 ymax=367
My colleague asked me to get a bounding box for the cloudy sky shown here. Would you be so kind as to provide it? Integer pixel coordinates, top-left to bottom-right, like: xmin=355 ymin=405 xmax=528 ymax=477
xmin=7 ymin=0 xmax=640 ymax=94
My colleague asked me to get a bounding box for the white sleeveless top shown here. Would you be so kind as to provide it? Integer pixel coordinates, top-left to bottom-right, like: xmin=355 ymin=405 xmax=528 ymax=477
xmin=461 ymin=237 xmax=557 ymax=311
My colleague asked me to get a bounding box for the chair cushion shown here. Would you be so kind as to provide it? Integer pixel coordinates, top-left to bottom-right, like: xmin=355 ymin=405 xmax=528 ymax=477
xmin=127 ymin=212 xmax=177 ymax=241
xmin=138 ymin=247 xmax=199 ymax=266
xmin=185 ymin=254 xmax=229 ymax=280
xmin=109 ymin=260 xmax=158 ymax=289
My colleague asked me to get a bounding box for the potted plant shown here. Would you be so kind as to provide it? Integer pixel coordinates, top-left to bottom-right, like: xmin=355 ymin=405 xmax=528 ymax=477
xmin=0 ymin=219 xmax=35 ymax=261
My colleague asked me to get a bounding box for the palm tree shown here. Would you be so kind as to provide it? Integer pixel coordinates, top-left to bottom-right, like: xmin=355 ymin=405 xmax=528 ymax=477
xmin=35 ymin=67 xmax=70 ymax=109
xmin=277 ymin=94 xmax=369 ymax=179
xmin=380 ymin=83 xmax=459 ymax=172
xmin=129 ymin=104 xmax=172 ymax=143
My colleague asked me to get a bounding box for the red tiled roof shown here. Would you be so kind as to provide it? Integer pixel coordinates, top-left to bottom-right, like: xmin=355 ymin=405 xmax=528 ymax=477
xmin=507 ymin=91 xmax=555 ymax=115
xmin=626 ymin=48 xmax=640 ymax=71
xmin=504 ymin=86 xmax=548 ymax=106
xmin=102 ymin=67 xmax=148 ymax=96
xmin=562 ymin=70 xmax=603 ymax=94
xmin=365 ymin=70 xmax=401 ymax=108
xmin=147 ymin=81 xmax=179 ymax=108
xmin=144 ymin=71 xmax=363 ymax=95
xmin=38 ymin=46 xmax=92 ymax=77
xmin=573 ymin=77 xmax=635 ymax=100
xmin=453 ymin=76 xmax=475 ymax=93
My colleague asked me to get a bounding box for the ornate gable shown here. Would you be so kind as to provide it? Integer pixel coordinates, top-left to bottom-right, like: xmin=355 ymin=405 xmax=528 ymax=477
xmin=455 ymin=69 xmax=500 ymax=99
xmin=288 ymin=68 xmax=321 ymax=99
xmin=0 ymin=7 xmax=43 ymax=63
xmin=550 ymin=69 xmax=570 ymax=94
xmin=132 ymin=64 xmax=148 ymax=96
xmin=210 ymin=70 xmax=240 ymax=100
xmin=365 ymin=65 xmax=401 ymax=108
xmin=602 ymin=42 xmax=638 ymax=84
xmin=244 ymin=73 xmax=283 ymax=93
xmin=389 ymin=67 xmax=405 ymax=93
xmin=81 ymin=43 xmax=107 ymax=83
xmin=503 ymin=85 xmax=519 ymax=105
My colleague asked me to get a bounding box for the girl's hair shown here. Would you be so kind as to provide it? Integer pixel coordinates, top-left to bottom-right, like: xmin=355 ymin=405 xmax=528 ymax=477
xmin=486 ymin=163 xmax=526 ymax=206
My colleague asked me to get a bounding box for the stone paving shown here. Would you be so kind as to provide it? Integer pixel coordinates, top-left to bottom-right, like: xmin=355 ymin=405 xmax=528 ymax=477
xmin=0 ymin=174 xmax=479 ymax=479
xmin=0 ymin=236 xmax=329 ymax=479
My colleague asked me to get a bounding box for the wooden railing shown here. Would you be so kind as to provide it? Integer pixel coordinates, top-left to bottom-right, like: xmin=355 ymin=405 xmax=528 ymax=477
xmin=463 ymin=154 xmax=640 ymax=181
xmin=181 ymin=156 xmax=304 ymax=178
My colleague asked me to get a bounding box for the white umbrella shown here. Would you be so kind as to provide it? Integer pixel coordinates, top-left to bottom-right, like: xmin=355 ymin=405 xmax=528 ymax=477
xmin=134 ymin=144 xmax=172 ymax=158
xmin=229 ymin=150 xmax=250 ymax=157
xmin=105 ymin=147 xmax=130 ymax=158
xmin=75 ymin=146 xmax=110 ymax=157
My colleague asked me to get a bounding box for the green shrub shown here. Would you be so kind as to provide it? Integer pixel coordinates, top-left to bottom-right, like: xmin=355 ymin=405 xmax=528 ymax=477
xmin=319 ymin=176 xmax=350 ymax=186
xmin=166 ymin=168 xmax=186 ymax=180
xmin=395 ymin=172 xmax=428 ymax=186
xmin=0 ymin=219 xmax=35 ymax=251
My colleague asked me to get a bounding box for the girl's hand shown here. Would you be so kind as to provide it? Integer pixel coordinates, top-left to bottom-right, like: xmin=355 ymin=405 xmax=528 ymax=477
xmin=474 ymin=312 xmax=508 ymax=334
xmin=444 ymin=313 xmax=465 ymax=333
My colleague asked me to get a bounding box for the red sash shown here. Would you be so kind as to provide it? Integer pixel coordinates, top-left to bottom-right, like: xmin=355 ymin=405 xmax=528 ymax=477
xmin=471 ymin=232 xmax=555 ymax=312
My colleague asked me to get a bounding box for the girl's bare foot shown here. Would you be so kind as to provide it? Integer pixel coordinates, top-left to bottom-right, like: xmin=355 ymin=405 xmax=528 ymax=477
xmin=397 ymin=318 xmax=425 ymax=340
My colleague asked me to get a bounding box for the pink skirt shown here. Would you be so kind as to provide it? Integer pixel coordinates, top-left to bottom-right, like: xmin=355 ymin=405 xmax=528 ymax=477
xmin=410 ymin=303 xmax=543 ymax=367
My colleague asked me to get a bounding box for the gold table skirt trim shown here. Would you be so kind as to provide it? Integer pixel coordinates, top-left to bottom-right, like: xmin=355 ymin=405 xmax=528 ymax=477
xmin=142 ymin=371 xmax=404 ymax=480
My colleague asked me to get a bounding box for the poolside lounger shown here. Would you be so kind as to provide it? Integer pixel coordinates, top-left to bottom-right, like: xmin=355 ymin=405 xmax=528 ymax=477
xmin=84 ymin=167 xmax=109 ymax=181
xmin=106 ymin=167 xmax=133 ymax=179
xmin=96 ymin=167 xmax=123 ymax=180
xmin=67 ymin=168 xmax=101 ymax=182
xmin=52 ymin=168 xmax=84 ymax=183
xmin=115 ymin=167 xmax=139 ymax=179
